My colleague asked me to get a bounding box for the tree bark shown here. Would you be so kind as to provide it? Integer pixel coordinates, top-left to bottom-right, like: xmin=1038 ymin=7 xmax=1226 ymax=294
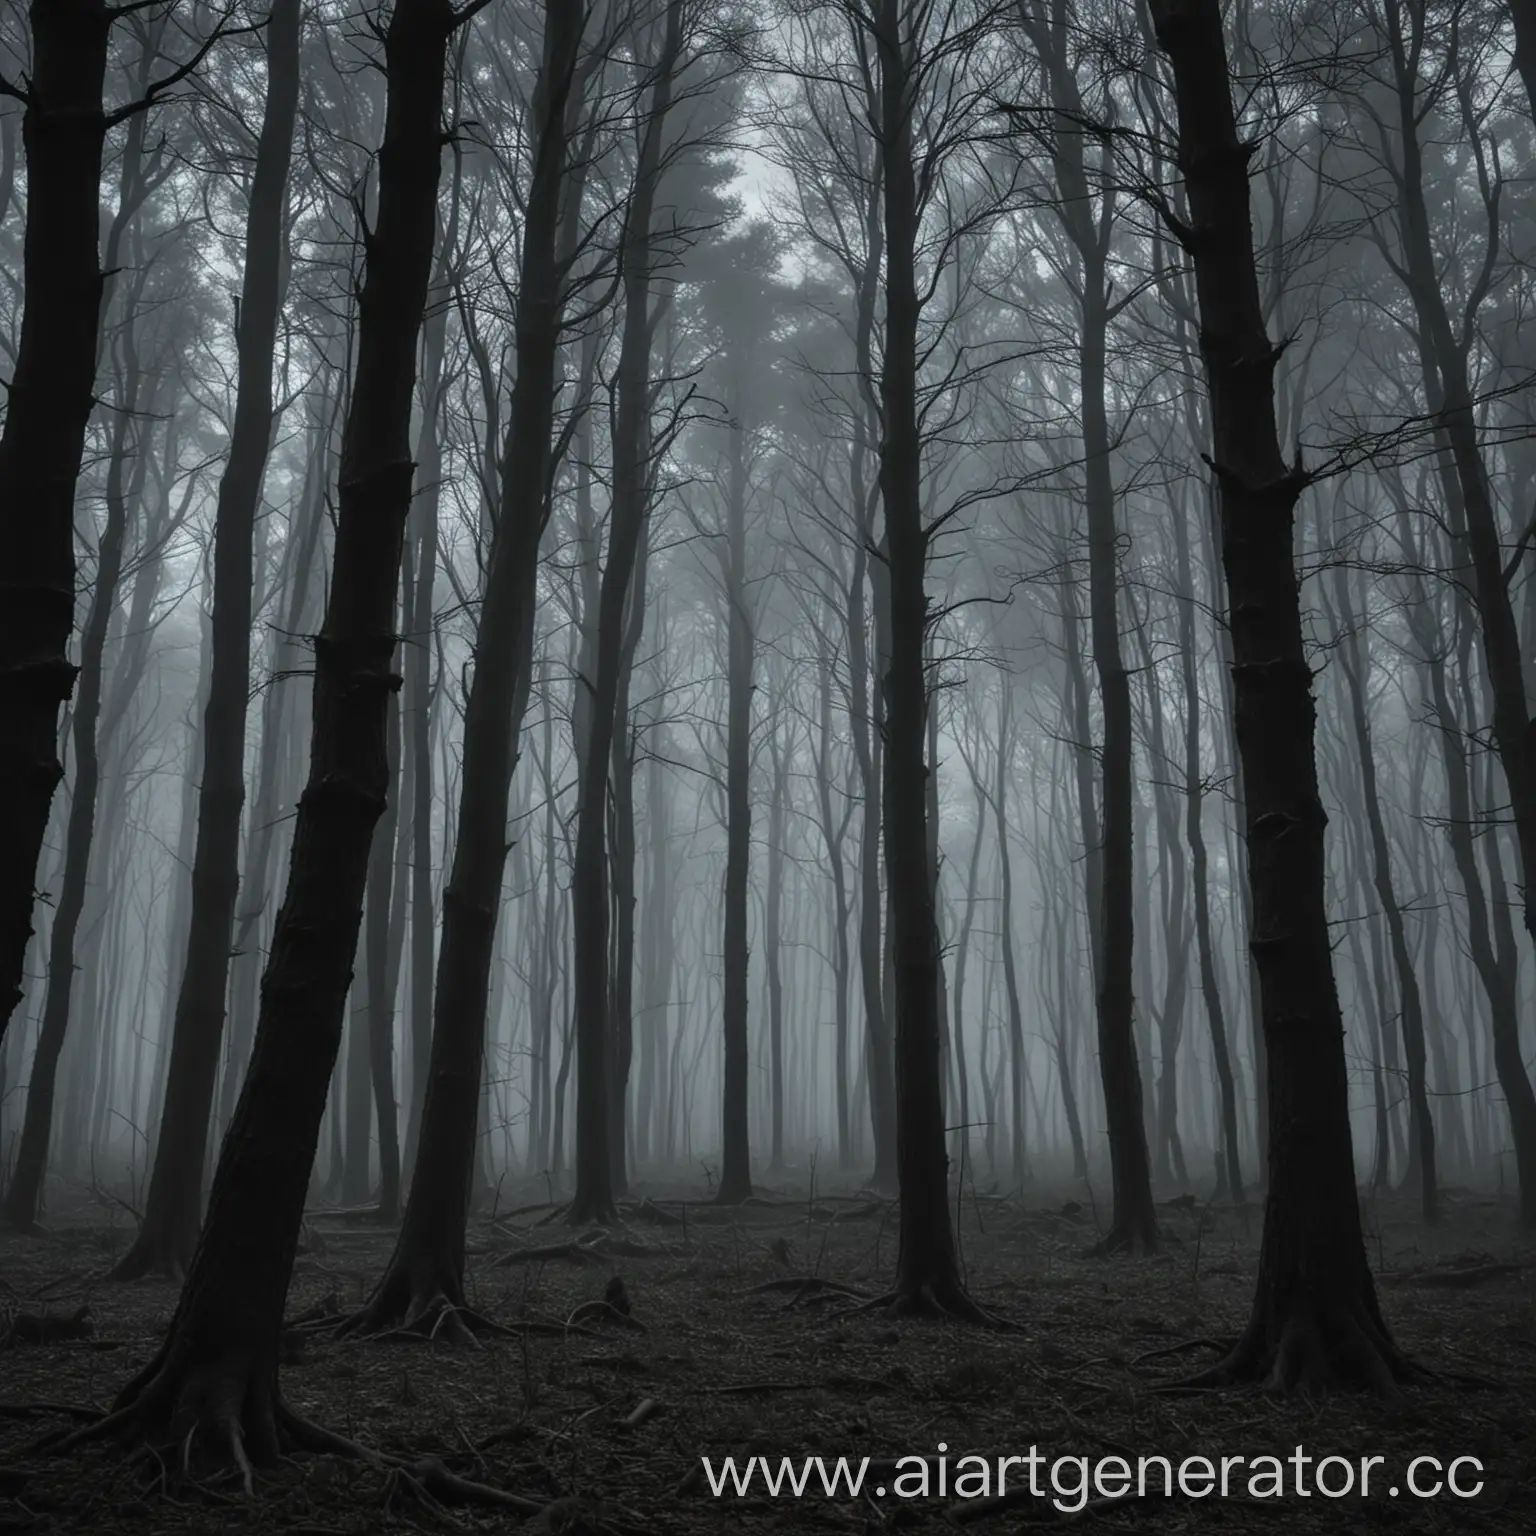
xmin=1149 ymin=0 xmax=1413 ymax=1389
xmin=348 ymin=0 xmax=588 ymax=1330
xmin=875 ymin=0 xmax=982 ymax=1321
xmin=0 ymin=0 xmax=115 ymax=1048
xmin=91 ymin=0 xmax=458 ymax=1460
xmin=108 ymin=0 xmax=302 ymax=1276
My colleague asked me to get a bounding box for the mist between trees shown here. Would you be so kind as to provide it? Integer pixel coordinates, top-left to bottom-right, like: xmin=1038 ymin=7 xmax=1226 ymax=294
xmin=0 ymin=0 xmax=1534 ymax=1488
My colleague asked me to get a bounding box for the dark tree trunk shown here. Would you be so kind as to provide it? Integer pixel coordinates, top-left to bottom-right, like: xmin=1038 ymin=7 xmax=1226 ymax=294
xmin=0 ymin=1 xmax=118 ymax=1050
xmin=844 ymin=155 xmax=898 ymax=1192
xmin=347 ymin=0 xmax=586 ymax=1331
xmin=875 ymin=0 xmax=982 ymax=1321
xmin=109 ymin=0 xmax=302 ymax=1277
xmin=1149 ymin=0 xmax=1413 ymax=1388
xmin=765 ymin=722 xmax=787 ymax=1172
xmin=220 ymin=390 xmax=331 ymax=1138
xmin=1023 ymin=0 xmax=1155 ymax=1250
xmin=718 ymin=416 xmax=754 ymax=1204
xmin=87 ymin=0 xmax=458 ymax=1460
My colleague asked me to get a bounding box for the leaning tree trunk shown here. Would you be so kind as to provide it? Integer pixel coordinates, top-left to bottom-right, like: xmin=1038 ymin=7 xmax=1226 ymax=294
xmin=0 ymin=0 xmax=115 ymax=1048
xmin=345 ymin=0 xmax=587 ymax=1334
xmin=111 ymin=0 xmax=302 ymax=1279
xmin=79 ymin=0 xmax=460 ymax=1464
xmin=1149 ymin=0 xmax=1415 ymax=1389
xmin=876 ymin=0 xmax=984 ymax=1322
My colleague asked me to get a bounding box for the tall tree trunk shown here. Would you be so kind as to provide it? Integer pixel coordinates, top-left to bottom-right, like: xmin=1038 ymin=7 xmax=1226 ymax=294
xmin=1149 ymin=0 xmax=1414 ymax=1388
xmin=0 ymin=0 xmax=115 ymax=1048
xmin=1023 ymin=0 xmax=1155 ymax=1250
xmin=718 ymin=414 xmax=754 ymax=1203
xmin=765 ymin=721 xmax=787 ymax=1172
xmin=109 ymin=0 xmax=302 ymax=1278
xmin=97 ymin=0 xmax=458 ymax=1455
xmin=875 ymin=0 xmax=982 ymax=1321
xmin=349 ymin=0 xmax=588 ymax=1331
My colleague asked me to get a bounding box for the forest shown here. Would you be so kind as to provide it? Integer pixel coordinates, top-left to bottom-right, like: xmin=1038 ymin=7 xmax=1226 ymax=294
xmin=0 ymin=0 xmax=1534 ymax=1530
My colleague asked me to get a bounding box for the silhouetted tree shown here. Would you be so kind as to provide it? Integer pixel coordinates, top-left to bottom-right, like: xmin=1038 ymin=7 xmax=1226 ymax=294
xmin=71 ymin=0 xmax=476 ymax=1461
xmin=1148 ymin=0 xmax=1415 ymax=1388
xmin=112 ymin=0 xmax=302 ymax=1281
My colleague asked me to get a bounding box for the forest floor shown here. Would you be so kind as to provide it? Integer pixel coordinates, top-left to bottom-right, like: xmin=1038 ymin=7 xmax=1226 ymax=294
xmin=1 ymin=1175 xmax=1533 ymax=1534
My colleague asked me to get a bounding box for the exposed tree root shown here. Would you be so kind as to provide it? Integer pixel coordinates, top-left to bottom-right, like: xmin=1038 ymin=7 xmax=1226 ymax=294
xmin=39 ymin=1349 xmax=543 ymax=1510
xmin=563 ymin=1197 xmax=619 ymax=1227
xmin=1087 ymin=1223 xmax=1158 ymax=1259
xmin=495 ymin=1229 xmax=659 ymax=1268
xmin=626 ymin=1198 xmax=683 ymax=1227
xmin=1171 ymin=1297 xmax=1426 ymax=1393
xmin=1392 ymin=1262 xmax=1523 ymax=1290
xmin=107 ymin=1237 xmax=186 ymax=1286
xmin=746 ymin=1276 xmax=868 ymax=1300
xmin=495 ymin=1240 xmax=604 ymax=1266
xmin=1129 ymin=1338 xmax=1230 ymax=1372
xmin=844 ymin=1281 xmax=1012 ymax=1329
xmin=328 ymin=1271 xmax=594 ymax=1345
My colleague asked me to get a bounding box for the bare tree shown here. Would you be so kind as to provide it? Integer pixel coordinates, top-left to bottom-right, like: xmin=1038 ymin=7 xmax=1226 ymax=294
xmin=1147 ymin=0 xmax=1415 ymax=1388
